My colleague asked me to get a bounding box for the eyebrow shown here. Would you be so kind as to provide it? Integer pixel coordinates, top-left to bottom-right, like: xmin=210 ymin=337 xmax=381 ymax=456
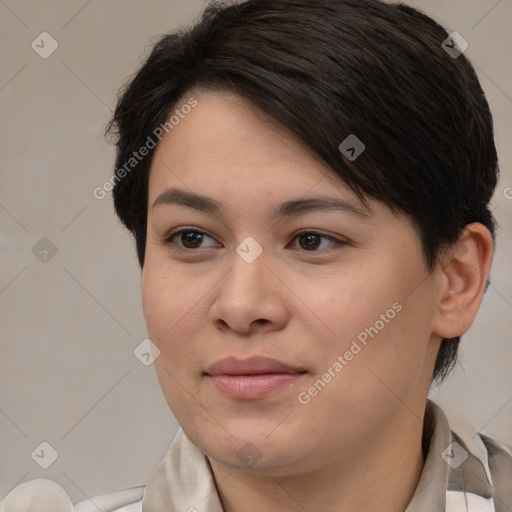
xmin=152 ymin=187 xmax=370 ymax=219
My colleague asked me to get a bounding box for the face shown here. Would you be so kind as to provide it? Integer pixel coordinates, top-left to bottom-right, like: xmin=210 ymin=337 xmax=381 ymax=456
xmin=142 ymin=89 xmax=442 ymax=476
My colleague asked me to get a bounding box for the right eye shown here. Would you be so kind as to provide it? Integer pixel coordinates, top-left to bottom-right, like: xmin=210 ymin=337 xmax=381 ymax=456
xmin=163 ymin=228 xmax=218 ymax=251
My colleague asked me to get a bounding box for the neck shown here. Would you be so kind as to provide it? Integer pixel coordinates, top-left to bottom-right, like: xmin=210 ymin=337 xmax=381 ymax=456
xmin=207 ymin=407 xmax=427 ymax=512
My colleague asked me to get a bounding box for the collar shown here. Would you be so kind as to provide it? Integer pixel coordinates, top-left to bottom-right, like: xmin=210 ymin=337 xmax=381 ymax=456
xmin=142 ymin=399 xmax=496 ymax=512
xmin=406 ymin=399 xmax=496 ymax=511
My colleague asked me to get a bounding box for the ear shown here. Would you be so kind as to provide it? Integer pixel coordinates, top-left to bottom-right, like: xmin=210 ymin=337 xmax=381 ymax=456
xmin=432 ymin=223 xmax=494 ymax=339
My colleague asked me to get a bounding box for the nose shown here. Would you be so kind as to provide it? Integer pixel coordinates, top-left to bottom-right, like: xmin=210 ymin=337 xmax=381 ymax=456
xmin=208 ymin=247 xmax=289 ymax=336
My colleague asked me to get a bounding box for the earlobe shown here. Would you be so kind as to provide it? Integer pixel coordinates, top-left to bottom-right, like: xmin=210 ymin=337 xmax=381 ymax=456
xmin=432 ymin=223 xmax=494 ymax=339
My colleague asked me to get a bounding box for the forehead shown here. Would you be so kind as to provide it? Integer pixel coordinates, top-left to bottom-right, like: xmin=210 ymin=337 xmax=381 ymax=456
xmin=148 ymin=89 xmax=362 ymax=203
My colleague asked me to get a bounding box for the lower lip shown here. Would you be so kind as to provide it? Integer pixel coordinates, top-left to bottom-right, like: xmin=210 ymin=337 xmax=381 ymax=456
xmin=207 ymin=373 xmax=305 ymax=399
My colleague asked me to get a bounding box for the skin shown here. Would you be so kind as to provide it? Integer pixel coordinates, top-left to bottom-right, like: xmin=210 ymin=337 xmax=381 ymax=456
xmin=141 ymin=89 xmax=494 ymax=512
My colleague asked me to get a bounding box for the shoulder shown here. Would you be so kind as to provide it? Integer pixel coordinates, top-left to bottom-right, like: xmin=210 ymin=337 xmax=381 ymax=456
xmin=74 ymin=486 xmax=145 ymax=512
xmin=0 ymin=480 xmax=145 ymax=512
xmin=480 ymin=433 xmax=512 ymax=464
xmin=480 ymin=433 xmax=512 ymax=496
xmin=424 ymin=400 xmax=512 ymax=509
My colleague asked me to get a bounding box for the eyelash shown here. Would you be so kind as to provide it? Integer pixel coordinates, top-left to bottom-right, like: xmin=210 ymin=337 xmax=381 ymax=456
xmin=162 ymin=228 xmax=346 ymax=254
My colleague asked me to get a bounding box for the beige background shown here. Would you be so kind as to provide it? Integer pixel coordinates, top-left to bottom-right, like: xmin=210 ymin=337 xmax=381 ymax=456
xmin=0 ymin=0 xmax=511 ymax=503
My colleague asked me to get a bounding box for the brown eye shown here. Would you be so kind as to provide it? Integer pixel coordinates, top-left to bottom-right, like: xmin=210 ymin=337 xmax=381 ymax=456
xmin=165 ymin=229 xmax=216 ymax=250
xmin=180 ymin=231 xmax=204 ymax=248
xmin=298 ymin=233 xmax=322 ymax=251
xmin=291 ymin=231 xmax=345 ymax=252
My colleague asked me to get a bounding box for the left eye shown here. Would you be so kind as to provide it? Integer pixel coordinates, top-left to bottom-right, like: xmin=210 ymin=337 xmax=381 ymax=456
xmin=164 ymin=229 xmax=344 ymax=252
xmin=291 ymin=230 xmax=343 ymax=251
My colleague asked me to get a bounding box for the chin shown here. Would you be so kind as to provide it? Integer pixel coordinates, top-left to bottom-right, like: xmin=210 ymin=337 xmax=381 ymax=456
xmin=190 ymin=420 xmax=307 ymax=469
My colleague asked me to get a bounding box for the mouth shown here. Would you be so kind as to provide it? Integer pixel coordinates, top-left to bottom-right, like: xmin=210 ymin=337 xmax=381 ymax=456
xmin=204 ymin=356 xmax=308 ymax=399
xmin=205 ymin=355 xmax=306 ymax=376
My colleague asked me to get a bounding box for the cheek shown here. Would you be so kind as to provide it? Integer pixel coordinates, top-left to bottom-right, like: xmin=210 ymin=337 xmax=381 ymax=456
xmin=141 ymin=261 xmax=211 ymax=371
xmin=141 ymin=265 xmax=171 ymax=340
xmin=306 ymin=261 xmax=431 ymax=381
xmin=297 ymin=268 xmax=390 ymax=349
xmin=142 ymin=259 xmax=199 ymax=337
xmin=142 ymin=265 xmax=206 ymax=410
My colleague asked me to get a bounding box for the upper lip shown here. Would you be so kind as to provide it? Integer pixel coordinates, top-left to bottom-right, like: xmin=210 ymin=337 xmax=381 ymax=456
xmin=205 ymin=356 xmax=306 ymax=376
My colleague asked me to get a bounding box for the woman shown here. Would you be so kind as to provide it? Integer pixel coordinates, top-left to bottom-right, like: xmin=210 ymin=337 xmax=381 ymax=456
xmin=2 ymin=0 xmax=510 ymax=510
